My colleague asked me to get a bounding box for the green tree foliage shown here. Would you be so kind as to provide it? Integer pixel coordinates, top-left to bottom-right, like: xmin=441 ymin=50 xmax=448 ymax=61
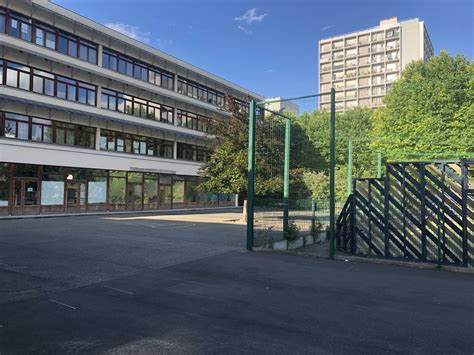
xmin=296 ymin=107 xmax=376 ymax=176
xmin=303 ymin=166 xmax=348 ymax=201
xmin=371 ymin=51 xmax=474 ymax=160
xmin=200 ymin=52 xmax=473 ymax=203
xmin=198 ymin=97 xmax=322 ymax=199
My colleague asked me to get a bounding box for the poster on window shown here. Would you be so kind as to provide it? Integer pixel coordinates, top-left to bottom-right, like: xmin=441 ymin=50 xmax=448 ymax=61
xmin=88 ymin=181 xmax=106 ymax=204
xmin=41 ymin=181 xmax=64 ymax=205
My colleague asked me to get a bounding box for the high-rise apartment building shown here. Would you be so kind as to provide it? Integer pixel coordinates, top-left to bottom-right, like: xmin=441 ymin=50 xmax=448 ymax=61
xmin=0 ymin=0 xmax=263 ymax=216
xmin=318 ymin=17 xmax=434 ymax=112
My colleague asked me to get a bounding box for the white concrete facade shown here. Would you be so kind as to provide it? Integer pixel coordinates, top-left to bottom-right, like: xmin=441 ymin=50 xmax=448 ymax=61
xmin=0 ymin=0 xmax=263 ymax=215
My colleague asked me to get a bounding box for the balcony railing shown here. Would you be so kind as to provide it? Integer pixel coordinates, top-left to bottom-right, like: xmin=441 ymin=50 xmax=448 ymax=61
xmin=386 ymin=31 xmax=400 ymax=39
xmin=372 ymin=35 xmax=385 ymax=42
xmin=386 ymin=43 xmax=400 ymax=50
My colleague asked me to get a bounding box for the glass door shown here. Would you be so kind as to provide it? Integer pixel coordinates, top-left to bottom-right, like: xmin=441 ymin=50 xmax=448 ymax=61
xmin=13 ymin=179 xmax=39 ymax=215
xmin=127 ymin=182 xmax=143 ymax=210
xmin=66 ymin=181 xmax=86 ymax=213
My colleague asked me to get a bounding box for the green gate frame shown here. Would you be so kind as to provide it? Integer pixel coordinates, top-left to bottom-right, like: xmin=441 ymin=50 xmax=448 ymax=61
xmin=246 ymin=90 xmax=336 ymax=258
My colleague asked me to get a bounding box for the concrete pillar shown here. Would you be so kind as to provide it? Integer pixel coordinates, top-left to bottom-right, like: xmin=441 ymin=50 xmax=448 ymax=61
xmin=97 ymin=44 xmax=103 ymax=67
xmin=96 ymin=86 xmax=102 ymax=109
xmin=173 ymin=106 xmax=179 ymax=126
xmin=95 ymin=127 xmax=101 ymax=150
xmin=174 ymin=73 xmax=178 ymax=93
xmin=173 ymin=140 xmax=178 ymax=160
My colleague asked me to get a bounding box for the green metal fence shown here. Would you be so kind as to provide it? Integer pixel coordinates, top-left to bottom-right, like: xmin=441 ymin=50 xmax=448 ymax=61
xmin=246 ymin=91 xmax=339 ymax=257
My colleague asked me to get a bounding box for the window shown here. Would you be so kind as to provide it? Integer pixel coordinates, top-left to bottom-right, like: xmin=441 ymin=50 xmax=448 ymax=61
xmin=45 ymin=31 xmax=55 ymax=49
xmin=79 ymin=40 xmax=97 ymax=64
xmin=34 ymin=23 xmax=56 ymax=49
xmin=57 ymin=33 xmax=79 ymax=57
xmin=99 ymin=129 xmax=174 ymax=158
xmin=32 ymin=70 xmax=47 ymax=94
xmin=2 ymin=7 xmax=98 ymax=63
xmin=102 ymin=50 xmax=117 ymax=71
xmin=31 ymin=118 xmax=53 ymax=143
xmin=147 ymin=102 xmax=161 ymax=121
xmin=99 ymin=88 xmax=173 ymax=125
xmin=1 ymin=112 xmax=95 ymax=149
xmin=5 ymin=62 xmax=30 ymax=90
xmin=4 ymin=113 xmax=28 ymax=140
xmin=177 ymin=143 xmax=208 ymax=162
xmin=102 ymin=47 xmax=174 ymax=90
xmin=1 ymin=61 xmax=96 ymax=105
xmin=101 ymin=89 xmax=116 ymax=110
xmin=0 ymin=11 xmax=5 ymax=33
xmin=176 ymin=110 xmax=212 ymax=133
xmin=133 ymin=98 xmax=147 ymax=118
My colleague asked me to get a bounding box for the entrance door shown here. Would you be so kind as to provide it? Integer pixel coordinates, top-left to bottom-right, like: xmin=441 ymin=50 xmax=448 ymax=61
xmin=66 ymin=181 xmax=86 ymax=213
xmin=127 ymin=183 xmax=143 ymax=210
xmin=13 ymin=179 xmax=39 ymax=215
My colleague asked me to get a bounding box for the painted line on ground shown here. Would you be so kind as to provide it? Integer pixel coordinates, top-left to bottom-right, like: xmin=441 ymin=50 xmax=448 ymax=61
xmin=104 ymin=285 xmax=134 ymax=295
xmin=49 ymin=299 xmax=77 ymax=310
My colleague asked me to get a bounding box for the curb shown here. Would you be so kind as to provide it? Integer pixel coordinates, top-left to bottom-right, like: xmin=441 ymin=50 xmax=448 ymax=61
xmin=0 ymin=206 xmax=241 ymax=220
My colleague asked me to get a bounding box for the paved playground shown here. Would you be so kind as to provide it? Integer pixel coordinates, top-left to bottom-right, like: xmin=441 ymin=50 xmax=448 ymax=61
xmin=0 ymin=211 xmax=473 ymax=354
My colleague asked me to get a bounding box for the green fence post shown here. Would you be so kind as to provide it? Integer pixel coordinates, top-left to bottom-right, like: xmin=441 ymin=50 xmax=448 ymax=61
xmin=311 ymin=199 xmax=316 ymax=235
xmin=283 ymin=115 xmax=291 ymax=238
xmin=377 ymin=152 xmax=382 ymax=178
xmin=329 ymin=88 xmax=336 ymax=259
xmin=348 ymin=140 xmax=353 ymax=195
xmin=246 ymin=100 xmax=256 ymax=251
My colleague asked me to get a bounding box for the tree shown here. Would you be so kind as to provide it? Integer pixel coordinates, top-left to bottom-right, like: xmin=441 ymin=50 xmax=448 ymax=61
xmin=370 ymin=51 xmax=474 ymax=161
xmin=296 ymin=107 xmax=376 ymax=177
xmin=198 ymin=95 xmax=322 ymax=200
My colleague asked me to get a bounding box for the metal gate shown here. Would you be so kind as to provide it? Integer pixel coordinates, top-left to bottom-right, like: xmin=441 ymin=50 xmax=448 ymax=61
xmin=337 ymin=159 xmax=473 ymax=267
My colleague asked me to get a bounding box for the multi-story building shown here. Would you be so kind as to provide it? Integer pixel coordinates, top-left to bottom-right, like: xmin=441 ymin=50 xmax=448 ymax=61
xmin=318 ymin=17 xmax=434 ymax=112
xmin=0 ymin=0 xmax=263 ymax=216
xmin=264 ymin=97 xmax=300 ymax=116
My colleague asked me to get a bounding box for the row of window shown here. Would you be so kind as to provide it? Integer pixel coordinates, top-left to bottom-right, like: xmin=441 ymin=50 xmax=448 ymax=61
xmin=101 ymin=88 xmax=174 ymax=124
xmin=0 ymin=60 xmax=97 ymax=106
xmin=176 ymin=109 xmax=214 ymax=134
xmin=1 ymin=59 xmax=219 ymax=134
xmin=177 ymin=77 xmax=225 ymax=107
xmin=0 ymin=111 xmax=211 ymax=163
xmin=102 ymin=49 xmax=174 ymax=90
xmin=177 ymin=142 xmax=209 ymax=163
xmin=0 ymin=112 xmax=95 ymax=149
xmin=99 ymin=129 xmax=174 ymax=159
xmin=0 ymin=8 xmax=97 ymax=64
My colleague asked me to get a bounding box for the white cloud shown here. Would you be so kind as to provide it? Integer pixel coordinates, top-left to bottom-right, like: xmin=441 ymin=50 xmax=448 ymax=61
xmin=105 ymin=23 xmax=151 ymax=44
xmin=235 ymin=8 xmax=268 ymax=24
xmin=321 ymin=25 xmax=334 ymax=31
xmin=265 ymin=69 xmax=274 ymax=73
xmin=238 ymin=26 xmax=252 ymax=35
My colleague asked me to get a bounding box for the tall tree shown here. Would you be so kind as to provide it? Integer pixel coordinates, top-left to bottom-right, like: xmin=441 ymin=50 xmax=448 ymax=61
xmin=198 ymin=95 xmax=322 ymax=199
xmin=370 ymin=51 xmax=474 ymax=161
xmin=296 ymin=107 xmax=376 ymax=177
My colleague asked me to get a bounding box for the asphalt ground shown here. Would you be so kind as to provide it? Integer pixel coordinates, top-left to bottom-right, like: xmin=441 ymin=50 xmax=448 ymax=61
xmin=0 ymin=211 xmax=473 ymax=354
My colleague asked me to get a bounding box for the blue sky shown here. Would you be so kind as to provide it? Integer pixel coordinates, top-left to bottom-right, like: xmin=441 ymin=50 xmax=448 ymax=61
xmin=54 ymin=0 xmax=473 ymax=99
